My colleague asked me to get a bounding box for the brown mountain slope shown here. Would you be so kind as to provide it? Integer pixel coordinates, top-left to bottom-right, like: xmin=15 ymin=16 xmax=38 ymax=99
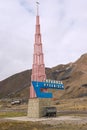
xmin=0 ymin=70 xmax=31 ymax=99
xmin=0 ymin=54 xmax=87 ymax=99
xmin=0 ymin=68 xmax=51 ymax=99
xmin=51 ymin=53 xmax=87 ymax=99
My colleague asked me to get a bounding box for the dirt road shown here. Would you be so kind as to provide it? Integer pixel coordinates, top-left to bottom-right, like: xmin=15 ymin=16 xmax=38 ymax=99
xmin=4 ymin=116 xmax=87 ymax=125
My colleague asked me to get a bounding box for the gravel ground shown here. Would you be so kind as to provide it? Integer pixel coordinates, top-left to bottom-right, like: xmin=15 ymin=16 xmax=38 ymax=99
xmin=4 ymin=116 xmax=87 ymax=125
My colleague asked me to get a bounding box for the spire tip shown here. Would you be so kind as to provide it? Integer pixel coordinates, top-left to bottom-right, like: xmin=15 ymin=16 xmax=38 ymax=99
xmin=36 ymin=1 xmax=40 ymax=16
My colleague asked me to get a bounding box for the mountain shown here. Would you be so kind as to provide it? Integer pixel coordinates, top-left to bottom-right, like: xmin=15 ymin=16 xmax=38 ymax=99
xmin=0 ymin=54 xmax=87 ymax=100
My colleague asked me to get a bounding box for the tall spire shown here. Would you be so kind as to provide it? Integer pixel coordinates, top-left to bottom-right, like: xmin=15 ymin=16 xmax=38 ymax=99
xmin=36 ymin=1 xmax=39 ymax=16
xmin=30 ymin=2 xmax=47 ymax=98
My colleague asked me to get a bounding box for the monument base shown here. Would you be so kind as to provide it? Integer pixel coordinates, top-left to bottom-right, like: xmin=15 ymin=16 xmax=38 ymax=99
xmin=27 ymin=98 xmax=52 ymax=118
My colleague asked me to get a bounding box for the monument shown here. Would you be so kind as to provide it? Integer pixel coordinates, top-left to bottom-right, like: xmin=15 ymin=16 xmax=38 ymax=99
xmin=30 ymin=2 xmax=47 ymax=99
xmin=27 ymin=2 xmax=64 ymax=118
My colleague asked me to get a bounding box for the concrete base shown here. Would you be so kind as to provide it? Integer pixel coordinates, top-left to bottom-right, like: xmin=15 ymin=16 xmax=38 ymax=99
xmin=27 ymin=98 xmax=52 ymax=118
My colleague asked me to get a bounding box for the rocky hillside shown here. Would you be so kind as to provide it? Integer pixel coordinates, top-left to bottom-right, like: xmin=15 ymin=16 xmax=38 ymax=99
xmin=0 ymin=54 xmax=87 ymax=99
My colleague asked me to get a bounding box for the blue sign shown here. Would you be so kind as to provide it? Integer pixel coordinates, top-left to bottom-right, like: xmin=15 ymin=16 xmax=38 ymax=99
xmin=32 ymin=79 xmax=64 ymax=98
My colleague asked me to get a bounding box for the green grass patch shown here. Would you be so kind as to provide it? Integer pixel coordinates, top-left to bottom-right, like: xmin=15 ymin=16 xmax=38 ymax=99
xmin=0 ymin=111 xmax=87 ymax=118
xmin=0 ymin=111 xmax=27 ymax=118
xmin=57 ymin=113 xmax=87 ymax=117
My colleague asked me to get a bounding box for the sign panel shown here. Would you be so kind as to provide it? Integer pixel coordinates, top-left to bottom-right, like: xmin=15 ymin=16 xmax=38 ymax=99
xmin=32 ymin=80 xmax=64 ymax=98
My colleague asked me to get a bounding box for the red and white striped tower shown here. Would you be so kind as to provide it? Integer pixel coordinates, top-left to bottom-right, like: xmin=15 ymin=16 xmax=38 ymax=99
xmin=30 ymin=2 xmax=47 ymax=98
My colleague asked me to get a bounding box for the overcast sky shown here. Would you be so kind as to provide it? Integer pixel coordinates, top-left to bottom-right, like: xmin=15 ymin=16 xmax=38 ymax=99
xmin=0 ymin=0 xmax=87 ymax=81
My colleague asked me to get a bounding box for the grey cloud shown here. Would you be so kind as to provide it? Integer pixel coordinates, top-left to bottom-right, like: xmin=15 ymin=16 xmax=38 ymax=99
xmin=19 ymin=0 xmax=34 ymax=14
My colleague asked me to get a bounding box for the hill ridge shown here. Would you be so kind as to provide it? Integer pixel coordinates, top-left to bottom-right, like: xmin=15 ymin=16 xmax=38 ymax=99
xmin=0 ymin=54 xmax=87 ymax=99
